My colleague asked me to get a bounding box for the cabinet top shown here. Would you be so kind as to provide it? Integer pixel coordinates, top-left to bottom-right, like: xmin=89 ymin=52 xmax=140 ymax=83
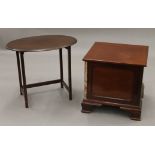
xmin=83 ymin=42 xmax=149 ymax=66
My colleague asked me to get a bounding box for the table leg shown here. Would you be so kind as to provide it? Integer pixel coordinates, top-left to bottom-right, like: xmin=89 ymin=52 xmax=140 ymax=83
xmin=16 ymin=52 xmax=23 ymax=95
xmin=59 ymin=48 xmax=63 ymax=88
xmin=20 ymin=52 xmax=29 ymax=108
xmin=68 ymin=46 xmax=72 ymax=100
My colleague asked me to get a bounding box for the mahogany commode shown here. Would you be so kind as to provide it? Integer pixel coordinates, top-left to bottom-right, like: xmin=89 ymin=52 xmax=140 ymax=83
xmin=81 ymin=42 xmax=148 ymax=120
xmin=6 ymin=35 xmax=77 ymax=108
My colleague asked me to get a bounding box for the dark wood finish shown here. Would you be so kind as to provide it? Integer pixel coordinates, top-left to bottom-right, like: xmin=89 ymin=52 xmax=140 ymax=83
xmin=62 ymin=81 xmax=69 ymax=92
xmin=59 ymin=48 xmax=63 ymax=88
xmin=6 ymin=35 xmax=77 ymax=108
xmin=87 ymin=63 xmax=143 ymax=104
xmin=83 ymin=42 xmax=148 ymax=66
xmin=67 ymin=46 xmax=72 ymax=100
xmin=20 ymin=52 xmax=28 ymax=108
xmin=16 ymin=52 xmax=23 ymax=95
xmin=82 ymin=42 xmax=148 ymax=121
xmin=81 ymin=103 xmax=95 ymax=113
xmin=6 ymin=35 xmax=77 ymax=52
xmin=26 ymin=79 xmax=61 ymax=88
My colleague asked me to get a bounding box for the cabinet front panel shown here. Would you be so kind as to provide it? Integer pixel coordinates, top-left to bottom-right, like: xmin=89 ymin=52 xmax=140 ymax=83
xmin=87 ymin=62 xmax=140 ymax=103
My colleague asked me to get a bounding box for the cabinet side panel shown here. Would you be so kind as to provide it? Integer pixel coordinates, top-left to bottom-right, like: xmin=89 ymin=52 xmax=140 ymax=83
xmin=84 ymin=62 xmax=87 ymax=99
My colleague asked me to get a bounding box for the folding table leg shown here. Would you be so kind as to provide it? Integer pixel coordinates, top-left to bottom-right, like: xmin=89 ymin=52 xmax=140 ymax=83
xmin=20 ymin=52 xmax=29 ymax=108
xmin=67 ymin=46 xmax=72 ymax=100
xmin=16 ymin=52 xmax=23 ymax=95
xmin=59 ymin=48 xmax=63 ymax=88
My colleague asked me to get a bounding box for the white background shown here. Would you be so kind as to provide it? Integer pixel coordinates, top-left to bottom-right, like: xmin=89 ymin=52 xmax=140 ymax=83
xmin=0 ymin=0 xmax=155 ymax=155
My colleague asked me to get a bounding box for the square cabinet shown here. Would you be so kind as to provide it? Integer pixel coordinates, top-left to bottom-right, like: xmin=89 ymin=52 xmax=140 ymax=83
xmin=81 ymin=42 xmax=148 ymax=120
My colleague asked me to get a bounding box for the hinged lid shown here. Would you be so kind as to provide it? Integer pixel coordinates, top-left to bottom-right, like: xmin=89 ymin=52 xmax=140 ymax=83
xmin=83 ymin=42 xmax=148 ymax=66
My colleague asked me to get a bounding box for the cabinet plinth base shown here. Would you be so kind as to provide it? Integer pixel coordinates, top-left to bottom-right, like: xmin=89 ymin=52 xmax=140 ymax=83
xmin=129 ymin=110 xmax=141 ymax=121
xmin=81 ymin=103 xmax=95 ymax=113
xmin=81 ymin=99 xmax=142 ymax=121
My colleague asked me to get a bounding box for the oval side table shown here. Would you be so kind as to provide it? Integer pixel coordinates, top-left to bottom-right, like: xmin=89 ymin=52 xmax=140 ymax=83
xmin=6 ymin=35 xmax=77 ymax=108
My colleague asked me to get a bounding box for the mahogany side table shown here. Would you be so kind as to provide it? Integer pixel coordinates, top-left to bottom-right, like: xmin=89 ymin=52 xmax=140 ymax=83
xmin=6 ymin=35 xmax=77 ymax=108
xmin=81 ymin=42 xmax=148 ymax=120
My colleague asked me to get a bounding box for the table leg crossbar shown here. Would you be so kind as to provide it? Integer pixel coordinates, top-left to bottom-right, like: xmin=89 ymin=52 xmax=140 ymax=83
xmin=62 ymin=81 xmax=69 ymax=91
xmin=16 ymin=46 xmax=72 ymax=108
xmin=26 ymin=79 xmax=61 ymax=88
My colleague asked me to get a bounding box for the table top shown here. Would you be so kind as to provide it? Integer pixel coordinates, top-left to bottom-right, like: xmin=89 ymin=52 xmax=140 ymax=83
xmin=83 ymin=42 xmax=149 ymax=66
xmin=6 ymin=35 xmax=77 ymax=52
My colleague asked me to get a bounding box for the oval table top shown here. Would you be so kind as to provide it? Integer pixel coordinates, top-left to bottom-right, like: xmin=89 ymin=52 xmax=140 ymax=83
xmin=6 ymin=35 xmax=77 ymax=52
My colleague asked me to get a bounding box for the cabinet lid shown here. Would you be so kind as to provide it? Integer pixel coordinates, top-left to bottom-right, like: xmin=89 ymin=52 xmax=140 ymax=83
xmin=83 ymin=42 xmax=149 ymax=66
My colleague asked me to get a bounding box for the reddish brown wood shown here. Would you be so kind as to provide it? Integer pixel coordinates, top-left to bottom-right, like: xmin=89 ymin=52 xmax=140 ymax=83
xmin=83 ymin=42 xmax=148 ymax=66
xmin=82 ymin=42 xmax=149 ymax=121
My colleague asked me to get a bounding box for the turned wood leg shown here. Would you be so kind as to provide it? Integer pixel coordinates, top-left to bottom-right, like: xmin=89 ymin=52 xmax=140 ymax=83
xmin=81 ymin=104 xmax=94 ymax=113
xmin=129 ymin=110 xmax=141 ymax=121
